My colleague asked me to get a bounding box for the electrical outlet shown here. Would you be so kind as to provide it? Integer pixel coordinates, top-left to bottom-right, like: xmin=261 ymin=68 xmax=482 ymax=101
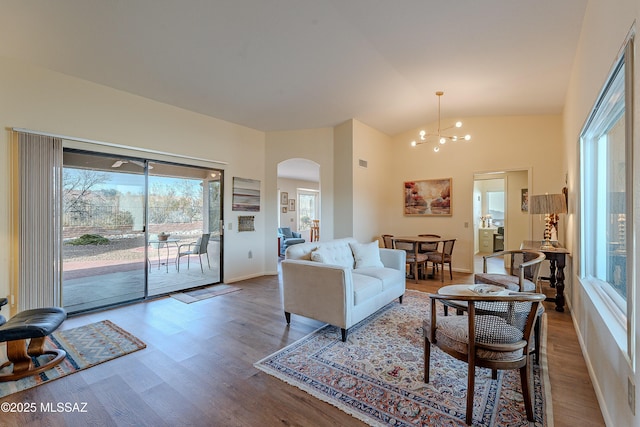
xmin=228 ymin=222 xmax=233 ymax=230
xmin=248 ymin=250 xmax=253 ymax=259
xmin=629 ymin=377 xmax=636 ymax=414
xmin=464 ymin=222 xmax=469 ymax=228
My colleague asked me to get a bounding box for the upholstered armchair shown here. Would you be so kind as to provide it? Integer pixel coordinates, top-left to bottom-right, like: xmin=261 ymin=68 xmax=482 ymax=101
xmin=278 ymin=227 xmax=305 ymax=256
xmin=475 ymin=250 xmax=545 ymax=292
xmin=424 ymin=292 xmax=546 ymax=424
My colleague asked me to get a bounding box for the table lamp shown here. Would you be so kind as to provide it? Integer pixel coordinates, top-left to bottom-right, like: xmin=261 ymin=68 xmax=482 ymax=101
xmin=529 ymin=193 xmax=567 ymax=250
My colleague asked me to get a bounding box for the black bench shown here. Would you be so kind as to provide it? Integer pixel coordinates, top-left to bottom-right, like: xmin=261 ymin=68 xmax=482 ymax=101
xmin=0 ymin=303 xmax=67 ymax=382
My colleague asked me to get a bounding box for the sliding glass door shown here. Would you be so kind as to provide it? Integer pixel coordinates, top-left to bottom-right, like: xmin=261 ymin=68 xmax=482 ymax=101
xmin=62 ymin=151 xmax=147 ymax=312
xmin=147 ymin=161 xmax=222 ymax=296
xmin=62 ymin=150 xmax=223 ymax=313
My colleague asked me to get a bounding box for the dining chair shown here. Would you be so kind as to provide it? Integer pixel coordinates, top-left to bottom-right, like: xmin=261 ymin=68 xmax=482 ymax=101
xmin=393 ymin=238 xmax=427 ymax=283
xmin=424 ymin=292 xmax=546 ymax=425
xmin=417 ymin=234 xmax=441 ymax=253
xmin=381 ymin=234 xmax=394 ymax=249
xmin=418 ymin=233 xmax=441 ymax=272
xmin=426 ymin=238 xmax=455 ymax=282
xmin=177 ymin=233 xmax=211 ymax=272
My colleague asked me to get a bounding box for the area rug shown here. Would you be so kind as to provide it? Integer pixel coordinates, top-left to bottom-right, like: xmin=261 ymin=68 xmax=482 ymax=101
xmin=171 ymin=284 xmax=240 ymax=303
xmin=0 ymin=320 xmax=146 ymax=398
xmin=255 ymin=290 xmax=552 ymax=426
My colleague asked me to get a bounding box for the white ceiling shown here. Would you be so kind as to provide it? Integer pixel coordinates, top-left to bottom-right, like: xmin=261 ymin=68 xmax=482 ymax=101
xmin=1 ymin=0 xmax=587 ymax=137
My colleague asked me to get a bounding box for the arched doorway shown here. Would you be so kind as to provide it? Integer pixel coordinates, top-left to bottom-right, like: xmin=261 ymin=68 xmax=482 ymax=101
xmin=277 ymin=158 xmax=320 ymax=246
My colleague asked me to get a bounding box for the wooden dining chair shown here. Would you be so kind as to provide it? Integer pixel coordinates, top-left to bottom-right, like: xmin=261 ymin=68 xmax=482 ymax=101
xmin=418 ymin=234 xmax=441 ymax=273
xmin=381 ymin=234 xmax=394 ymax=249
xmin=426 ymin=238 xmax=456 ymax=282
xmin=393 ymin=238 xmax=427 ymax=283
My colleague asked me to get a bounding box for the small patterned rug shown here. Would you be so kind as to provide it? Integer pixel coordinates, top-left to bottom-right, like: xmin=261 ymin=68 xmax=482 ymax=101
xmin=255 ymin=290 xmax=552 ymax=426
xmin=0 ymin=320 xmax=146 ymax=398
xmin=171 ymin=284 xmax=240 ymax=303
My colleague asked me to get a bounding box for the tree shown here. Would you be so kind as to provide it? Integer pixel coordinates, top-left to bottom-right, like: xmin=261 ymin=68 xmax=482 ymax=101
xmin=63 ymin=169 xmax=110 ymax=224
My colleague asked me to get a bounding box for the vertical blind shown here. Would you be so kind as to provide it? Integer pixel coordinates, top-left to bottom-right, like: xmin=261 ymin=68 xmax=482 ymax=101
xmin=17 ymin=132 xmax=63 ymax=309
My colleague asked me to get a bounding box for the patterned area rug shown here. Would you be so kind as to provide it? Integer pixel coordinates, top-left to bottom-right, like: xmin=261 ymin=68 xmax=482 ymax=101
xmin=255 ymin=290 xmax=552 ymax=426
xmin=0 ymin=320 xmax=146 ymax=398
xmin=171 ymin=284 xmax=240 ymax=303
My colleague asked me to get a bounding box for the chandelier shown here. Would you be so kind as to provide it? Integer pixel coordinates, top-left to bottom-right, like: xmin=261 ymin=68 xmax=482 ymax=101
xmin=410 ymin=91 xmax=471 ymax=152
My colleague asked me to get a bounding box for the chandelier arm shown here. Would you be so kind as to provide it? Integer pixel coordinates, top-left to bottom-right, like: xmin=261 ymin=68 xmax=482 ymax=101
xmin=411 ymin=91 xmax=470 ymax=151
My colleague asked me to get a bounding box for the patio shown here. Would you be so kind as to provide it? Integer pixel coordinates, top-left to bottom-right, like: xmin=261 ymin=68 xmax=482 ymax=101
xmin=62 ymin=235 xmax=221 ymax=313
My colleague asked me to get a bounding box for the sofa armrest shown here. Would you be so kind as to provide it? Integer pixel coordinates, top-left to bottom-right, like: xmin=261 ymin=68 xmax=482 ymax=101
xmin=281 ymin=259 xmax=353 ymax=328
xmin=379 ymin=248 xmax=406 ymax=271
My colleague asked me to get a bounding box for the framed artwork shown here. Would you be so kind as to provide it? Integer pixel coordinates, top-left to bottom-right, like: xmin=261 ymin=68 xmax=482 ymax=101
xmin=521 ymin=188 xmax=529 ymax=212
xmin=280 ymin=192 xmax=288 ymax=206
xmin=288 ymin=199 xmax=296 ymax=212
xmin=281 ymin=206 xmax=287 ymax=213
xmin=232 ymin=177 xmax=260 ymax=211
xmin=404 ymin=178 xmax=452 ymax=216
xmin=238 ymin=215 xmax=255 ymax=232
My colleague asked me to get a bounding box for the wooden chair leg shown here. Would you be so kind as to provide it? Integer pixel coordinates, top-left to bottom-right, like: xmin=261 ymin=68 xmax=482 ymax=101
xmin=424 ymin=338 xmax=431 ymax=382
xmin=466 ymin=362 xmax=475 ymax=425
xmin=520 ymin=363 xmax=535 ymax=421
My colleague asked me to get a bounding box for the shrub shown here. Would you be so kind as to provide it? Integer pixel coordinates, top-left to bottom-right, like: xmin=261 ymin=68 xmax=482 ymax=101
xmin=67 ymin=234 xmax=109 ymax=246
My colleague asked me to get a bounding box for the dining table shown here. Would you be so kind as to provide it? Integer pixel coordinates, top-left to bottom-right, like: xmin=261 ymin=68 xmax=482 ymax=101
xmin=391 ymin=235 xmax=449 ymax=281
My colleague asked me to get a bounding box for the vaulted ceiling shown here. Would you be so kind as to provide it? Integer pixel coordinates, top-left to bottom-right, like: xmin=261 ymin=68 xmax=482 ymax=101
xmin=1 ymin=1 xmax=587 ymax=136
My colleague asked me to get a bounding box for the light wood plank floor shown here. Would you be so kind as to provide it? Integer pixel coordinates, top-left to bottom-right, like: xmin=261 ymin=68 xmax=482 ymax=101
xmin=1 ymin=268 xmax=604 ymax=426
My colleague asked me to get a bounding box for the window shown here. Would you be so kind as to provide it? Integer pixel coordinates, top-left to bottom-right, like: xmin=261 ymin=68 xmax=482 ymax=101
xmin=297 ymin=190 xmax=319 ymax=232
xmin=486 ymin=191 xmax=505 ymax=224
xmin=579 ymin=37 xmax=633 ymax=342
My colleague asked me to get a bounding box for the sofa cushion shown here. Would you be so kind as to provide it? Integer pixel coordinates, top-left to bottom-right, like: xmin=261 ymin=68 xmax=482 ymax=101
xmin=352 ymin=274 xmax=383 ymax=305
xmin=349 ymin=241 xmax=384 ymax=269
xmin=354 ymin=268 xmax=404 ymax=291
xmin=310 ymin=242 xmax=355 ymax=269
xmin=311 ymin=247 xmax=353 ymax=269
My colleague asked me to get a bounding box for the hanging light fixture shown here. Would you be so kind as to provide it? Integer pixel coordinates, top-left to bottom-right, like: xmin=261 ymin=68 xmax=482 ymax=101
xmin=410 ymin=91 xmax=471 ymax=152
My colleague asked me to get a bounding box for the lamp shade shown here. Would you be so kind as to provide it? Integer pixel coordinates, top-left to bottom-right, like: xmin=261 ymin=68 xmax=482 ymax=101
xmin=529 ymin=193 xmax=567 ymax=215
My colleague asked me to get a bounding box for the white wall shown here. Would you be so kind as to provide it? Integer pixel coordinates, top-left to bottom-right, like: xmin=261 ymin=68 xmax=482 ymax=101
xmin=352 ymin=120 xmax=394 ymax=243
xmin=0 ymin=56 xmax=267 ymax=308
xmin=333 ymin=120 xmax=354 ymax=238
xmin=389 ymin=115 xmax=565 ymax=274
xmin=563 ymin=0 xmax=640 ymax=425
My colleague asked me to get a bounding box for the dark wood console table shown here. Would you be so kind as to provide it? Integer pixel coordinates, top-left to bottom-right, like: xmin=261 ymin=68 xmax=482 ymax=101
xmin=521 ymin=240 xmax=570 ymax=312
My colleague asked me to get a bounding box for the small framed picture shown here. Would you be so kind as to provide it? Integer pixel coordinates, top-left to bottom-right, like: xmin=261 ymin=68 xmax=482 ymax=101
xmin=521 ymin=188 xmax=529 ymax=212
xmin=289 ymin=199 xmax=296 ymax=212
xmin=281 ymin=206 xmax=287 ymax=213
xmin=280 ymin=192 xmax=288 ymax=205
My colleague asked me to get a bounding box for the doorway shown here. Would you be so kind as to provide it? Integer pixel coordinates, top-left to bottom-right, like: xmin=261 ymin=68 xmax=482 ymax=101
xmin=277 ymin=158 xmax=320 ymax=243
xmin=61 ymin=150 xmax=223 ymax=313
xmin=473 ymin=169 xmax=530 ymax=257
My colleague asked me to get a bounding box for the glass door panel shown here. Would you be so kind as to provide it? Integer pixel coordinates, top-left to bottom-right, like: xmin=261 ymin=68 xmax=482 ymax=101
xmin=62 ymin=151 xmax=146 ymax=313
xmin=147 ymin=162 xmax=222 ymax=296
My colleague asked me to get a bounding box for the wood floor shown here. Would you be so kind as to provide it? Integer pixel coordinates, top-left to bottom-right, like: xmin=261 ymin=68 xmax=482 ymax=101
xmin=1 ymin=269 xmax=605 ymax=427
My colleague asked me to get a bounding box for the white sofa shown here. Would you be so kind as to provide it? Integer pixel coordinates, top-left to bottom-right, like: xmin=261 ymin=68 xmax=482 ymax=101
xmin=281 ymin=238 xmax=406 ymax=341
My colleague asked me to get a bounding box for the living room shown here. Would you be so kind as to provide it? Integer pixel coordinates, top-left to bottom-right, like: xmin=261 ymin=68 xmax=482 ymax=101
xmin=0 ymin=1 xmax=636 ymax=426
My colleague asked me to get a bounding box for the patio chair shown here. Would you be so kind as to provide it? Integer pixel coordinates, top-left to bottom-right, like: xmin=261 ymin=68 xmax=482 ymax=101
xmin=424 ymin=292 xmax=546 ymax=424
xmin=177 ymin=233 xmax=211 ymax=273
